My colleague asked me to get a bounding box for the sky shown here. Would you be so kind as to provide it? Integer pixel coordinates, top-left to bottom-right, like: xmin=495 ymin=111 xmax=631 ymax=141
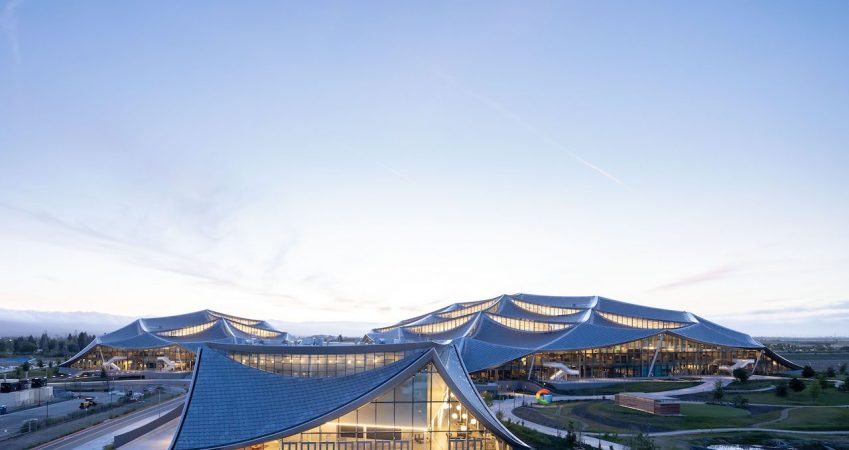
xmin=0 ymin=1 xmax=847 ymax=336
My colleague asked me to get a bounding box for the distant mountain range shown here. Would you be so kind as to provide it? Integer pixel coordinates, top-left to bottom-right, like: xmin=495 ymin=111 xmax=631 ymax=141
xmin=0 ymin=308 xmax=379 ymax=339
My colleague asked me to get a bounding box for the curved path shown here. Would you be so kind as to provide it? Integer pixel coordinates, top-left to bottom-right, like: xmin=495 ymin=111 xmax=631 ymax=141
xmin=493 ymin=378 xmax=849 ymax=449
xmin=491 ymin=396 xmax=626 ymax=450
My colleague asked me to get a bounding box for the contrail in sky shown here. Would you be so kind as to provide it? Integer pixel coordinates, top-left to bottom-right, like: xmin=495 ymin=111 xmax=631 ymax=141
xmin=430 ymin=68 xmax=625 ymax=186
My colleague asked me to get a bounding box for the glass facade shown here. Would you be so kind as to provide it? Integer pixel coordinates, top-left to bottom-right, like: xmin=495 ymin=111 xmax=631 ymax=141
xmin=227 ymin=351 xmax=409 ymax=378
xmin=510 ymin=299 xmax=581 ymax=316
xmin=596 ymin=311 xmax=688 ymax=329
xmin=472 ymin=334 xmax=790 ymax=380
xmin=407 ymin=316 xmax=474 ymax=335
xmin=209 ymin=311 xmax=263 ymax=326
xmin=229 ymin=321 xmax=284 ymax=338
xmin=68 ymin=345 xmax=195 ymax=372
xmin=156 ymin=321 xmax=217 ymax=337
xmin=238 ymin=364 xmax=511 ymax=450
xmin=486 ymin=315 xmax=571 ymax=333
xmin=437 ymin=299 xmax=499 ymax=319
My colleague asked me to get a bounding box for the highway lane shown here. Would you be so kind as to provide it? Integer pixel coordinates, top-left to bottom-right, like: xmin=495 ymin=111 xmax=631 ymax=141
xmin=0 ymin=392 xmax=118 ymax=441
xmin=34 ymin=395 xmax=185 ymax=450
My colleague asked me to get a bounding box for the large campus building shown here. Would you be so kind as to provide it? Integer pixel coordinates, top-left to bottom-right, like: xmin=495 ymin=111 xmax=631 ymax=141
xmin=60 ymin=310 xmax=288 ymax=374
xmin=365 ymin=294 xmax=800 ymax=380
xmin=169 ymin=342 xmax=528 ymax=450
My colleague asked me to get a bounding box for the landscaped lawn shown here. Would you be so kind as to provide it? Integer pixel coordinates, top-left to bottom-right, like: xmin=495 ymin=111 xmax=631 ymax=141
xmin=725 ymin=380 xmax=777 ymax=390
xmin=513 ymin=401 xmax=780 ymax=433
xmin=743 ymin=385 xmax=849 ymax=406
xmin=679 ymin=403 xmax=750 ymax=418
xmin=772 ymin=407 xmax=849 ymax=431
xmin=551 ymin=381 xmax=701 ymax=395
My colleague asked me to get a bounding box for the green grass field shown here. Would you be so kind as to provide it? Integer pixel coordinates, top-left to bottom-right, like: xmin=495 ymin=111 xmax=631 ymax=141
xmin=771 ymin=407 xmax=849 ymax=431
xmin=513 ymin=401 xmax=779 ymax=433
xmin=743 ymin=385 xmax=849 ymax=406
xmin=551 ymin=381 xmax=700 ymax=395
xmin=725 ymin=379 xmax=777 ymax=390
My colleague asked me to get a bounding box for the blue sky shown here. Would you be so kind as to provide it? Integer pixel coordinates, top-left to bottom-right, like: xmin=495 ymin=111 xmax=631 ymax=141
xmin=1 ymin=1 xmax=847 ymax=336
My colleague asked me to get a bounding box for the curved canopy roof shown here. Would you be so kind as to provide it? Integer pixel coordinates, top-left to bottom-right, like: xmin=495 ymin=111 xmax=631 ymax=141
xmin=169 ymin=342 xmax=529 ymax=450
xmin=60 ymin=310 xmax=289 ymax=368
xmin=366 ymin=293 xmax=797 ymax=372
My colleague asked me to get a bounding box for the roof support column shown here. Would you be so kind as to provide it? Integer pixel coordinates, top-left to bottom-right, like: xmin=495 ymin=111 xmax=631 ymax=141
xmin=647 ymin=334 xmax=664 ymax=378
xmin=751 ymin=350 xmax=764 ymax=376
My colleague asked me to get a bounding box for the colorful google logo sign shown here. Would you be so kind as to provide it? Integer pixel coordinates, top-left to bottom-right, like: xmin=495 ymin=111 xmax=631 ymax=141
xmin=535 ymin=388 xmax=553 ymax=405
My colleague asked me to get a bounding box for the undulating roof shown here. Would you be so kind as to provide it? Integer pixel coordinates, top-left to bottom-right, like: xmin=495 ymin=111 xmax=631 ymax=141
xmin=366 ymin=293 xmax=796 ymax=372
xmin=169 ymin=342 xmax=529 ymax=450
xmin=60 ymin=310 xmax=289 ymax=368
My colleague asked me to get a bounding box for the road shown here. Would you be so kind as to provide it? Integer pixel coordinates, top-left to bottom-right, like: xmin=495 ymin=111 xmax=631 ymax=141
xmin=34 ymin=395 xmax=184 ymax=450
xmin=0 ymin=392 xmax=118 ymax=441
xmin=121 ymin=417 xmax=179 ymax=450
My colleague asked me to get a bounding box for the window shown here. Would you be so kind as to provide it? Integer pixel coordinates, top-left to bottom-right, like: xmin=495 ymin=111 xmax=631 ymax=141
xmin=405 ymin=315 xmax=474 ymax=335
xmin=486 ymin=314 xmax=571 ymax=332
xmin=510 ymin=298 xmax=581 ymax=316
xmin=156 ymin=321 xmax=217 ymax=337
xmin=596 ymin=312 xmax=688 ymax=329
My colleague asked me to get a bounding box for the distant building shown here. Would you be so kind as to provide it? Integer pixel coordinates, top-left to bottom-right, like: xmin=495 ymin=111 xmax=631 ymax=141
xmin=59 ymin=310 xmax=289 ymax=375
xmin=168 ymin=342 xmax=528 ymax=450
xmin=366 ymin=294 xmax=800 ymax=380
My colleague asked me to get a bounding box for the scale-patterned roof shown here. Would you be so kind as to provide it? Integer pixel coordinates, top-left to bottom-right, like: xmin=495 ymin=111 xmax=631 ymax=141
xmin=60 ymin=310 xmax=289 ymax=368
xmin=366 ymin=293 xmax=796 ymax=371
xmin=169 ymin=343 xmax=529 ymax=450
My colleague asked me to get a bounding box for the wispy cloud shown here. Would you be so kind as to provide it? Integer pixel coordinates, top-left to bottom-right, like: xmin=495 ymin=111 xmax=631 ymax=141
xmin=1 ymin=0 xmax=23 ymax=63
xmin=430 ymin=68 xmax=625 ymax=186
xmin=648 ymin=266 xmax=737 ymax=292
xmin=376 ymin=162 xmax=415 ymax=185
xmin=0 ymin=201 xmax=310 ymax=306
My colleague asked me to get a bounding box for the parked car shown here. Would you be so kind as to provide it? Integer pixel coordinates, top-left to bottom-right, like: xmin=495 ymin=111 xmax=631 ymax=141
xmin=79 ymin=397 xmax=98 ymax=409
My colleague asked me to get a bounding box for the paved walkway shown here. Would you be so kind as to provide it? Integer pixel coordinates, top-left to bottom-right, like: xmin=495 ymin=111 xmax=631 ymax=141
xmin=491 ymin=395 xmax=626 ymax=450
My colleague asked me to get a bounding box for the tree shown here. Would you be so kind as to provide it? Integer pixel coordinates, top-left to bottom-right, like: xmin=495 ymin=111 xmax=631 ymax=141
xmin=802 ymin=365 xmax=816 ymax=378
xmin=775 ymin=381 xmax=789 ymax=397
xmin=840 ymin=363 xmax=848 ymax=375
xmin=809 ymin=380 xmax=822 ymax=402
xmin=21 ymin=361 xmax=31 ymax=373
xmin=789 ymin=377 xmax=805 ymax=392
xmin=37 ymin=359 xmax=44 ymax=369
xmin=712 ymin=380 xmax=724 ymax=401
xmin=818 ymin=374 xmax=830 ymax=389
xmin=628 ymin=433 xmax=658 ymax=450
xmin=565 ymin=421 xmax=577 ymax=449
xmin=826 ymin=367 xmax=836 ymax=378
xmin=733 ymin=367 xmax=750 ymax=383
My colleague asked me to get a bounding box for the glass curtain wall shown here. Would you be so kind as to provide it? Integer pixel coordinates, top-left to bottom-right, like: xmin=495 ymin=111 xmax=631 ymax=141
xmin=69 ymin=345 xmax=194 ymax=371
xmin=473 ymin=334 xmax=790 ymax=380
xmin=239 ymin=364 xmax=510 ymax=450
xmin=227 ymin=351 xmax=408 ymax=377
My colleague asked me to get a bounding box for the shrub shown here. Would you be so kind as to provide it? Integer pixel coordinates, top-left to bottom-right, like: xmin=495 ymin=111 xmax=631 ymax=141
xmin=731 ymin=395 xmax=749 ymax=409
xmin=809 ymin=380 xmax=822 ymax=402
xmin=628 ymin=433 xmax=659 ymax=450
xmin=840 ymin=363 xmax=847 ymax=375
xmin=712 ymin=380 xmax=724 ymax=401
xmin=826 ymin=367 xmax=837 ymax=378
xmin=818 ymin=374 xmax=829 ymax=389
xmin=802 ymin=365 xmax=816 ymax=378
xmin=788 ymin=377 xmax=805 ymax=392
xmin=733 ymin=367 xmax=750 ymax=382
xmin=775 ymin=382 xmax=789 ymax=397
xmin=482 ymin=391 xmax=493 ymax=406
